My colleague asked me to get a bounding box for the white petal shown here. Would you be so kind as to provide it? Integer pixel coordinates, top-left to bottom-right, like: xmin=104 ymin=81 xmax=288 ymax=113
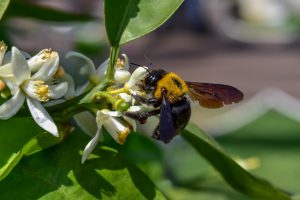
xmin=0 ymin=89 xmax=25 ymax=119
xmin=59 ymin=73 xmax=75 ymax=99
xmin=31 ymin=53 xmax=59 ymax=81
xmin=121 ymin=54 xmax=130 ymax=71
xmin=74 ymin=111 xmax=97 ymax=137
xmin=114 ymin=70 xmax=131 ymax=83
xmin=26 ymin=98 xmax=59 ymax=137
xmin=118 ymin=93 xmax=132 ymax=102
xmin=124 ymin=116 xmax=137 ymax=132
xmin=104 ymin=117 xmax=129 ymax=144
xmin=125 ymin=66 xmax=148 ymax=89
xmin=65 ymin=51 xmax=96 ymax=75
xmin=11 ymin=47 xmax=30 ymax=85
xmin=2 ymin=50 xmax=30 ymax=65
xmin=27 ymin=49 xmax=49 ymax=72
xmin=81 ymin=128 xmax=103 ymax=164
xmin=2 ymin=77 xmax=18 ymax=94
xmin=95 ymin=58 xmax=109 ymax=77
xmin=49 ymin=82 xmax=68 ymax=99
xmin=100 ymin=109 xmax=122 ymax=117
xmin=0 ymin=63 xmax=13 ymax=78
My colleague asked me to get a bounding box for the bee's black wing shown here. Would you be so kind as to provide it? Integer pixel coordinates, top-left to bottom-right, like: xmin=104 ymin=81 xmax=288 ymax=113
xmin=186 ymin=82 xmax=243 ymax=108
xmin=159 ymin=90 xmax=176 ymax=143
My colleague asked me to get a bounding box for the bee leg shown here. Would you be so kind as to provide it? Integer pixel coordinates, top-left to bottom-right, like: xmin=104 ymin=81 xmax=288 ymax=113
xmin=152 ymin=126 xmax=160 ymax=140
xmin=137 ymin=83 xmax=155 ymax=92
xmin=132 ymin=94 xmax=160 ymax=107
xmin=123 ymin=109 xmax=160 ymax=124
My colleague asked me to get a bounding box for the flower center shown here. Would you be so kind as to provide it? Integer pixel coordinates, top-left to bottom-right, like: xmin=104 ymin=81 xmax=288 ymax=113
xmin=34 ymin=81 xmax=50 ymax=102
xmin=118 ymin=128 xmax=130 ymax=144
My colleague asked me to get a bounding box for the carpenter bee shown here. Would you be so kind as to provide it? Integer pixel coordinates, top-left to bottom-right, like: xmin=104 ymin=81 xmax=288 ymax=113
xmin=124 ymin=68 xmax=243 ymax=143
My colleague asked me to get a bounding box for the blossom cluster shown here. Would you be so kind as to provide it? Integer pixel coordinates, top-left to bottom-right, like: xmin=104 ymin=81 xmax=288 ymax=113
xmin=0 ymin=42 xmax=150 ymax=163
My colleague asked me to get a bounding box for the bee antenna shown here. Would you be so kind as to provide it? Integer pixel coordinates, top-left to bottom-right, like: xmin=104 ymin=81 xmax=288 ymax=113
xmin=130 ymin=62 xmax=141 ymax=67
xmin=143 ymin=54 xmax=153 ymax=67
xmin=130 ymin=62 xmax=150 ymax=73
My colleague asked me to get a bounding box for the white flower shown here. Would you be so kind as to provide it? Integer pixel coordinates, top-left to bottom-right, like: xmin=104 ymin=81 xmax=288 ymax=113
xmin=81 ymin=108 xmax=137 ymax=164
xmin=0 ymin=47 xmax=68 ymax=137
xmin=65 ymin=52 xmax=131 ymax=98
xmin=124 ymin=66 xmax=148 ymax=92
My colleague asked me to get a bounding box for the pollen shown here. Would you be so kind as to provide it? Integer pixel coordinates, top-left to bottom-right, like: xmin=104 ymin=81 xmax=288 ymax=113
xmin=41 ymin=48 xmax=53 ymax=60
xmin=34 ymin=81 xmax=50 ymax=102
xmin=118 ymin=128 xmax=130 ymax=144
xmin=116 ymin=58 xmax=125 ymax=69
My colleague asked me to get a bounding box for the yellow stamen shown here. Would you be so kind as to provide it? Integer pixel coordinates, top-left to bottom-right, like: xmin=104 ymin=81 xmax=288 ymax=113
xmin=34 ymin=81 xmax=50 ymax=102
xmin=118 ymin=128 xmax=130 ymax=144
xmin=108 ymin=87 xmax=128 ymax=95
xmin=116 ymin=58 xmax=125 ymax=69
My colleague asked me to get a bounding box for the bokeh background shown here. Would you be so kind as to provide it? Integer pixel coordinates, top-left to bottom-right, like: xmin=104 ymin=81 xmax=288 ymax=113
xmin=3 ymin=0 xmax=300 ymax=199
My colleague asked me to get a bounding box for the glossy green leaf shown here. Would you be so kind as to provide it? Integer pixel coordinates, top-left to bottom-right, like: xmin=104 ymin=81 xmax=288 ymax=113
xmin=181 ymin=123 xmax=292 ymax=200
xmin=0 ymin=130 xmax=166 ymax=200
xmin=0 ymin=118 xmax=63 ymax=182
xmin=4 ymin=0 xmax=93 ymax=22
xmin=105 ymin=0 xmax=183 ymax=46
xmin=0 ymin=0 xmax=10 ymax=20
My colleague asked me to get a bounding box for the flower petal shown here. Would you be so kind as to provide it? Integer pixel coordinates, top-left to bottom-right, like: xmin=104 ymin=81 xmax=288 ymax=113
xmin=0 ymin=89 xmax=25 ymax=119
xmin=27 ymin=49 xmax=50 ymax=72
xmin=26 ymin=97 xmax=59 ymax=137
xmin=2 ymin=77 xmax=18 ymax=94
xmin=81 ymin=128 xmax=103 ymax=164
xmin=49 ymin=82 xmax=68 ymax=99
xmin=59 ymin=73 xmax=75 ymax=99
xmin=11 ymin=47 xmax=31 ymax=85
xmin=74 ymin=111 xmax=97 ymax=137
xmin=31 ymin=52 xmax=59 ymax=81
xmin=121 ymin=54 xmax=130 ymax=71
xmin=125 ymin=66 xmax=148 ymax=89
xmin=95 ymin=58 xmax=109 ymax=77
xmin=0 ymin=63 xmax=13 ymax=78
xmin=65 ymin=51 xmax=96 ymax=74
xmin=114 ymin=69 xmax=131 ymax=83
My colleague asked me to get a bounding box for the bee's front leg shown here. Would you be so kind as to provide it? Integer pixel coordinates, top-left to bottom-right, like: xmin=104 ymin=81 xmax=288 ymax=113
xmin=123 ymin=109 xmax=160 ymax=124
xmin=132 ymin=94 xmax=160 ymax=107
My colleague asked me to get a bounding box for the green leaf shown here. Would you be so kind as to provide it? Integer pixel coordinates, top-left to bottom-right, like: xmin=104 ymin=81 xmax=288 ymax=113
xmin=4 ymin=0 xmax=93 ymax=22
xmin=0 ymin=118 xmax=63 ymax=182
xmin=105 ymin=0 xmax=183 ymax=46
xmin=181 ymin=123 xmax=292 ymax=200
xmin=0 ymin=130 xmax=166 ymax=200
xmin=0 ymin=0 xmax=10 ymax=20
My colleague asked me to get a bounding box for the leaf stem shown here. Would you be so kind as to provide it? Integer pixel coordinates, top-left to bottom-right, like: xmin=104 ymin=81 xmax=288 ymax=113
xmin=105 ymin=46 xmax=120 ymax=83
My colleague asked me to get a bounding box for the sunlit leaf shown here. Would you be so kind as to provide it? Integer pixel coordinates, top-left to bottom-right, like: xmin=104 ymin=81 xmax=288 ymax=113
xmin=4 ymin=0 xmax=93 ymax=22
xmin=181 ymin=123 xmax=292 ymax=200
xmin=0 ymin=0 xmax=10 ymax=20
xmin=0 ymin=118 xmax=63 ymax=181
xmin=0 ymin=130 xmax=166 ymax=200
xmin=105 ymin=0 xmax=183 ymax=46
